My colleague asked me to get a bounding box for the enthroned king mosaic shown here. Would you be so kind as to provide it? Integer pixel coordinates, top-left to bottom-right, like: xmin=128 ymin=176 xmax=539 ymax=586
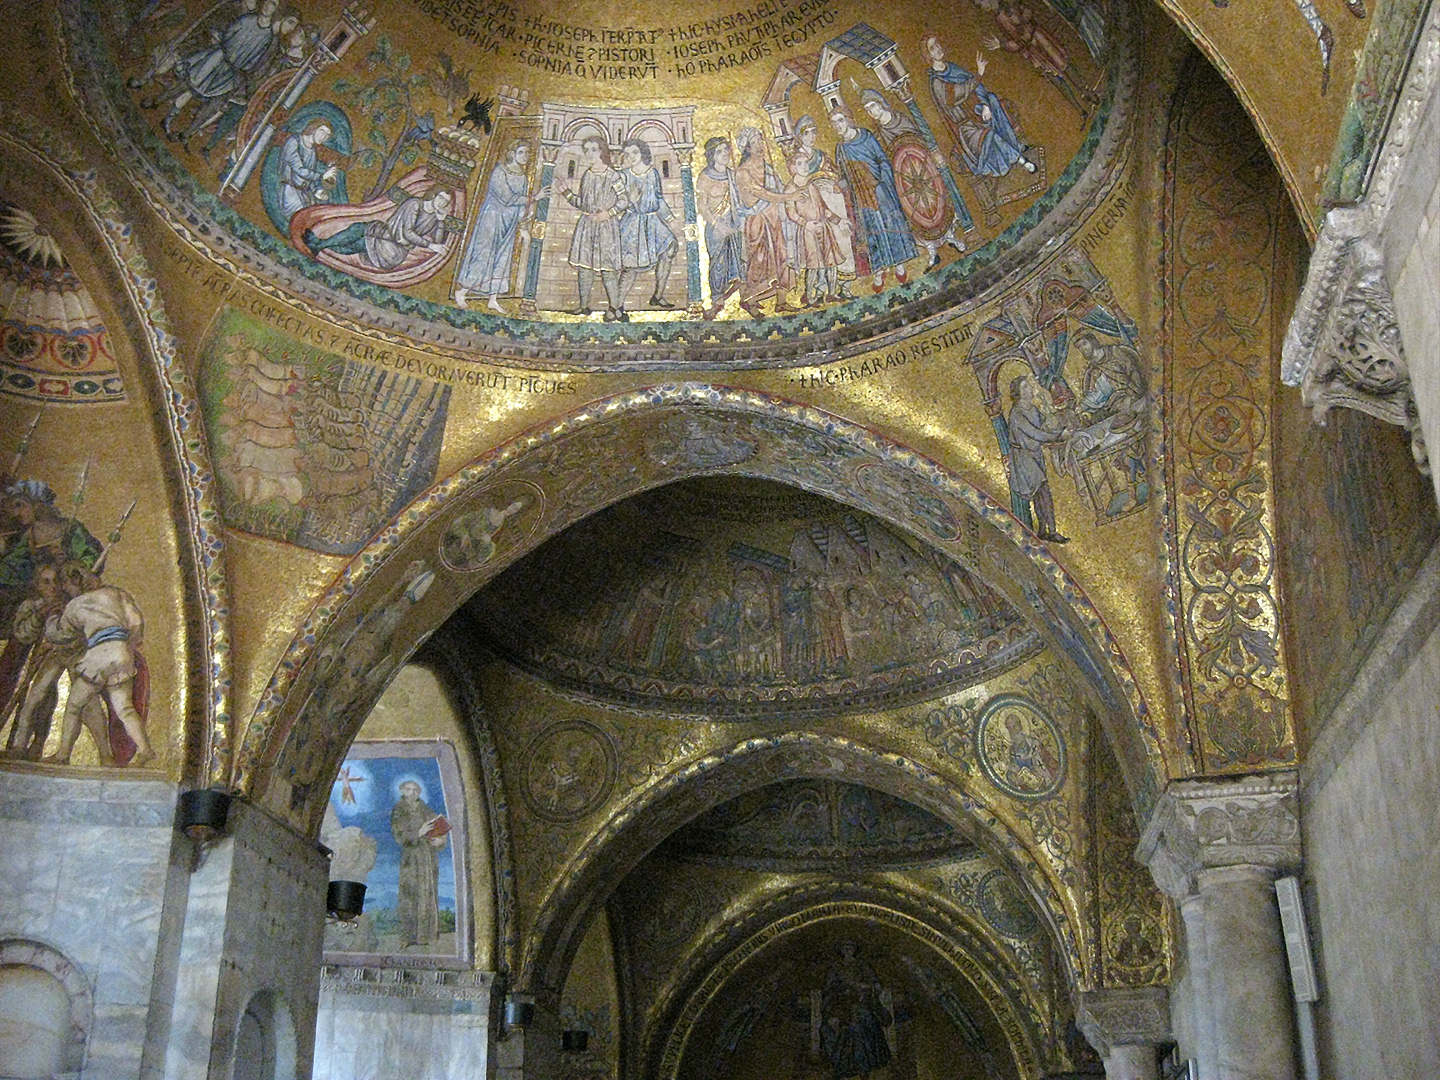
xmin=63 ymin=0 xmax=1129 ymax=363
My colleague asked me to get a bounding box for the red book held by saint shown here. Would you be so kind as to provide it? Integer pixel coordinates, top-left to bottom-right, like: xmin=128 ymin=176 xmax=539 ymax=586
xmin=424 ymin=816 xmax=451 ymax=840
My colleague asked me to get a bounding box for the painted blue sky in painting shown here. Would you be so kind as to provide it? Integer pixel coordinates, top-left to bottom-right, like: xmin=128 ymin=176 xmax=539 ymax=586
xmin=331 ymin=756 xmax=457 ymax=913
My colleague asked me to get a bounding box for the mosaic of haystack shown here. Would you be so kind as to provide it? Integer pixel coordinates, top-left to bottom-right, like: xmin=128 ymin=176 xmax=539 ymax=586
xmin=2 ymin=0 xmax=1438 ymax=1075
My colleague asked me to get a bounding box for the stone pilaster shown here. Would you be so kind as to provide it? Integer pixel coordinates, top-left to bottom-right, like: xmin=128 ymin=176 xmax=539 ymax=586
xmin=1136 ymin=773 xmax=1301 ymax=1080
xmin=1076 ymin=987 xmax=1170 ymax=1080
xmin=153 ymin=799 xmax=329 ymax=1080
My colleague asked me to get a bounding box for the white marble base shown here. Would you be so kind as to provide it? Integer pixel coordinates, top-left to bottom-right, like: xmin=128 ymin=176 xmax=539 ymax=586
xmin=313 ymin=967 xmax=494 ymax=1080
xmin=0 ymin=770 xmax=178 ymax=1079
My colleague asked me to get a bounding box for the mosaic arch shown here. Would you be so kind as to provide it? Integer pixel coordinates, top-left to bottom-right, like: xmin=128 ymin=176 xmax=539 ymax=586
xmin=238 ymin=386 xmax=1164 ymax=829
xmin=635 ymin=878 xmax=1055 ymax=1075
xmin=420 ymin=630 xmax=521 ymax=971
xmin=469 ymin=478 xmax=1046 ymax=719
xmin=0 ymin=118 xmax=229 ymax=785
xmin=659 ymin=901 xmax=1043 ymax=1080
xmin=516 ymin=731 xmax=1090 ymax=997
xmin=61 ymin=0 xmax=1136 ymax=367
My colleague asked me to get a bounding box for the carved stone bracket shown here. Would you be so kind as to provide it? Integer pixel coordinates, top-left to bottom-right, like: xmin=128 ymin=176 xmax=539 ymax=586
xmin=1282 ymin=213 xmax=1428 ymax=474
xmin=1284 ymin=0 xmax=1440 ymax=477
xmin=1135 ymin=772 xmax=1300 ymax=899
xmin=1076 ymin=987 xmax=1171 ymax=1055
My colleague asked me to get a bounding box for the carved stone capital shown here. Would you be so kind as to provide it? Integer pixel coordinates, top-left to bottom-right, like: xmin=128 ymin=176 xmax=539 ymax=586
xmin=1076 ymin=987 xmax=1171 ymax=1055
xmin=1136 ymin=772 xmax=1300 ymax=899
xmin=1282 ymin=219 xmax=1428 ymax=474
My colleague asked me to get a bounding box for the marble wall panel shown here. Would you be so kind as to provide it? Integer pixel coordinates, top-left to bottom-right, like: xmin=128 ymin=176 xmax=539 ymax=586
xmin=0 ymin=772 xmax=177 ymax=1079
xmin=313 ymin=968 xmax=494 ymax=1080
xmin=1302 ymin=546 xmax=1440 ymax=1076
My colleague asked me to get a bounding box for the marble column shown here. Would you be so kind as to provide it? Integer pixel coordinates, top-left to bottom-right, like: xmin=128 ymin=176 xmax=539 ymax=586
xmin=1076 ymin=987 xmax=1170 ymax=1080
xmin=1137 ymin=772 xmax=1301 ymax=1080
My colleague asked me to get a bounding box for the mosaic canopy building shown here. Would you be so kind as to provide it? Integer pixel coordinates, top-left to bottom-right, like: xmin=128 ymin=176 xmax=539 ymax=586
xmin=0 ymin=0 xmax=1437 ymax=1077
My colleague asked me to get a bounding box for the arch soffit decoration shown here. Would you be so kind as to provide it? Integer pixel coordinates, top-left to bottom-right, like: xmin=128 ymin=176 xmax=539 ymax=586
xmin=420 ymin=625 xmax=520 ymax=974
xmin=637 ymin=878 xmax=1056 ymax=1076
xmin=656 ymin=899 xmax=1044 ymax=1080
xmin=240 ymin=386 xmax=1166 ymax=825
xmin=0 ymin=110 xmax=229 ymax=785
xmin=520 ymin=730 xmax=1088 ymax=998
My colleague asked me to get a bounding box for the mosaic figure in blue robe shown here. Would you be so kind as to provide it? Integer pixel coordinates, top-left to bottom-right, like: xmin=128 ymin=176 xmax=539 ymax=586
xmin=455 ymin=141 xmax=536 ymax=313
xmin=829 ymin=111 xmax=917 ymax=289
xmin=924 ymin=35 xmax=1037 ymax=179
xmin=616 ymin=139 xmax=679 ymax=314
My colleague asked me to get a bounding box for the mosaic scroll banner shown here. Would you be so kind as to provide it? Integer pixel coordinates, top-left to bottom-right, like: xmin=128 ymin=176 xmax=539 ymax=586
xmin=321 ymin=739 xmax=471 ymax=968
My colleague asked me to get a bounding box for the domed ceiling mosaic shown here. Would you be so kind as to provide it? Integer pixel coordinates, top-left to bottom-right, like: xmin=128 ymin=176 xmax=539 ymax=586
xmin=62 ymin=0 xmax=1129 ymax=364
xmin=467 ymin=477 xmax=1043 ymax=716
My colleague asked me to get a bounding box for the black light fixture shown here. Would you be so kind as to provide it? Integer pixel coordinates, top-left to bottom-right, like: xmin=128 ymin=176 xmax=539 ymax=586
xmin=326 ymin=880 xmax=367 ymax=921
xmin=504 ymin=998 xmax=535 ymax=1027
xmin=562 ymin=1030 xmax=589 ymax=1053
xmin=177 ymin=788 xmax=231 ymax=841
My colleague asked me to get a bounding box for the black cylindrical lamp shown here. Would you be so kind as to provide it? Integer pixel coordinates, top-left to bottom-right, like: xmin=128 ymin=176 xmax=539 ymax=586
xmin=177 ymin=789 xmax=231 ymax=841
xmin=562 ymin=1030 xmax=589 ymax=1053
xmin=326 ymin=880 xmax=367 ymax=921
xmin=504 ymin=998 xmax=535 ymax=1027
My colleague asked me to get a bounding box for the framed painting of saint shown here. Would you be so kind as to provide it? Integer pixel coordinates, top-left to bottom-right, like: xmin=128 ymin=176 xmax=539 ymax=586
xmin=321 ymin=739 xmax=471 ymax=968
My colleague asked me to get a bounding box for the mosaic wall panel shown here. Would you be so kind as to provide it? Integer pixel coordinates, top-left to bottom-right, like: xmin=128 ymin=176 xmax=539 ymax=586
xmin=1275 ymin=398 xmax=1439 ymax=735
xmin=197 ymin=307 xmax=451 ymax=555
xmin=61 ymin=0 xmax=1135 ymax=366
xmin=321 ymin=739 xmax=472 ymax=968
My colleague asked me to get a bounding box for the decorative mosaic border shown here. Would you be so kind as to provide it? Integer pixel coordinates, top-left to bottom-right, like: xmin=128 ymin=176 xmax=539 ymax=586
xmin=0 ymin=112 xmax=232 ymax=786
xmin=58 ymin=0 xmax=1138 ymax=370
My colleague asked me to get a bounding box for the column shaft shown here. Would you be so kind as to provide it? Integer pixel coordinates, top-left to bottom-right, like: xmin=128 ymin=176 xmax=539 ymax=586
xmin=1199 ymin=865 xmax=1297 ymax=1080
xmin=1105 ymin=1043 xmax=1158 ymax=1080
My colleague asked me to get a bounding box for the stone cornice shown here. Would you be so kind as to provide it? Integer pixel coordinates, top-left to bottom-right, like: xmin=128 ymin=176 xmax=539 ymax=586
xmin=1075 ymin=987 xmax=1170 ymax=1053
xmin=1135 ymin=772 xmax=1300 ymax=899
xmin=1282 ymin=217 xmax=1427 ymax=473
xmin=320 ymin=965 xmax=496 ymax=1002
